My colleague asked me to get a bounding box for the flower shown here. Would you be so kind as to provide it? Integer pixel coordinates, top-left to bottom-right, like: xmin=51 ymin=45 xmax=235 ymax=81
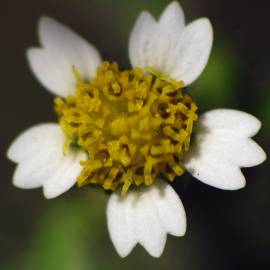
xmin=7 ymin=1 xmax=266 ymax=258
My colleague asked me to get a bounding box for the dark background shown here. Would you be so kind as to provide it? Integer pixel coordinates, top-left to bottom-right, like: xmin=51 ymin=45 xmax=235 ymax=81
xmin=0 ymin=0 xmax=269 ymax=269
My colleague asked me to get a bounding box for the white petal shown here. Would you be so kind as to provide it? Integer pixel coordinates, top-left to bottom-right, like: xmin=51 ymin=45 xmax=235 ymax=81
xmin=42 ymin=150 xmax=86 ymax=199
xmin=170 ymin=18 xmax=213 ymax=85
xmin=185 ymin=109 xmax=266 ymax=190
xmin=194 ymin=136 xmax=265 ymax=168
xmin=107 ymin=181 xmax=186 ymax=257
xmin=7 ymin=123 xmax=86 ymax=198
xmin=128 ymin=11 xmax=157 ymax=69
xmin=196 ymin=109 xmax=262 ymax=137
xmin=27 ymin=16 xmax=102 ymax=97
xmin=128 ymin=2 xmax=213 ymax=86
xmin=129 ymin=2 xmax=184 ymax=71
xmin=185 ymin=146 xmax=247 ymax=190
xmin=159 ymin=1 xmax=185 ymax=28
xmin=8 ymin=123 xmax=62 ymax=163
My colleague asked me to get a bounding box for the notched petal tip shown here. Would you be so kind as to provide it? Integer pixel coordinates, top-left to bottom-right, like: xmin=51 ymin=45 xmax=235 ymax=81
xmin=38 ymin=15 xmax=52 ymax=31
xmin=246 ymin=114 xmax=262 ymax=136
xmin=159 ymin=1 xmax=185 ymax=22
xmin=256 ymin=146 xmax=267 ymax=164
xmin=185 ymin=109 xmax=266 ymax=190
xmin=144 ymin=234 xmax=167 ymax=258
xmin=43 ymin=184 xmax=63 ymax=199
xmin=201 ymin=109 xmax=263 ymax=137
xmin=37 ymin=15 xmax=65 ymax=46
xmin=7 ymin=123 xmax=56 ymax=163
xmin=197 ymin=17 xmax=214 ymax=49
xmin=138 ymin=10 xmax=154 ymax=20
xmin=107 ymin=181 xmax=186 ymax=258
xmin=159 ymin=181 xmax=187 ymax=236
xmin=220 ymin=171 xmax=246 ymax=190
xmin=115 ymin=248 xmax=133 ymax=258
xmin=28 ymin=15 xmax=102 ymax=97
xmin=38 ymin=15 xmax=55 ymax=26
xmin=106 ymin=193 xmax=138 ymax=258
xmin=129 ymin=1 xmax=213 ymax=85
xmin=167 ymin=1 xmax=182 ymax=8
xmin=7 ymin=124 xmax=85 ymax=199
xmin=6 ymin=144 xmax=17 ymax=164
xmin=174 ymin=17 xmax=213 ymax=85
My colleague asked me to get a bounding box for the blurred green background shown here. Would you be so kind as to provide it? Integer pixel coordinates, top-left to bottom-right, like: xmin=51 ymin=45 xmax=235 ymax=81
xmin=0 ymin=0 xmax=269 ymax=269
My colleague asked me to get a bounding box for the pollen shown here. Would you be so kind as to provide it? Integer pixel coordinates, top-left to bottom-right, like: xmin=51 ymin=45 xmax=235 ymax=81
xmin=55 ymin=61 xmax=198 ymax=195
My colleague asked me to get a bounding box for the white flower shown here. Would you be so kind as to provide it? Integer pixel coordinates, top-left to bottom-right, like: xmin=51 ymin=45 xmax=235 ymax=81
xmin=7 ymin=1 xmax=266 ymax=258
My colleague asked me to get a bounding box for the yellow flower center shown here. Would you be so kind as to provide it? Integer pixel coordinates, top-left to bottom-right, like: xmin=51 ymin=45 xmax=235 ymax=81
xmin=55 ymin=61 xmax=198 ymax=195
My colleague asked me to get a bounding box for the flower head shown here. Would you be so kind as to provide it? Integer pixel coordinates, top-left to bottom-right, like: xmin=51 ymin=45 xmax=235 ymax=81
xmin=54 ymin=61 xmax=198 ymax=195
xmin=7 ymin=1 xmax=266 ymax=258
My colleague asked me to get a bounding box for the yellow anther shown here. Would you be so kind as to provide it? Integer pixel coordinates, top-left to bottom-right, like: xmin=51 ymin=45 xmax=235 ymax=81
xmin=110 ymin=118 xmax=129 ymax=136
xmin=55 ymin=61 xmax=198 ymax=194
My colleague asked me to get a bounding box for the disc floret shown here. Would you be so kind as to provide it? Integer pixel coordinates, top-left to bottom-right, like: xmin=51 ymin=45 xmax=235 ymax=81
xmin=55 ymin=62 xmax=198 ymax=195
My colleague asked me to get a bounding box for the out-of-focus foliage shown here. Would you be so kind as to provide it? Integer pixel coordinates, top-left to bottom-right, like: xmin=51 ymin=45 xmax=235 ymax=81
xmin=258 ymin=91 xmax=270 ymax=133
xmin=3 ymin=190 xmax=106 ymax=270
xmin=190 ymin=42 xmax=240 ymax=110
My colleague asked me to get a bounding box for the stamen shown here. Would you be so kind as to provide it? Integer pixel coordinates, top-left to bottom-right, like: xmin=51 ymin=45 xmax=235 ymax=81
xmin=55 ymin=61 xmax=198 ymax=195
